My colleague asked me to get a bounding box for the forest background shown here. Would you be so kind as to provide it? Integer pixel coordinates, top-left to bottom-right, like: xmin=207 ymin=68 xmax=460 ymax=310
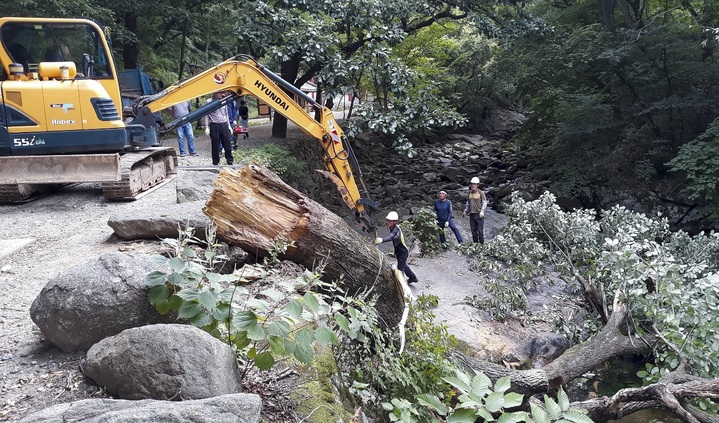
xmin=1 ymin=0 xmax=718 ymax=226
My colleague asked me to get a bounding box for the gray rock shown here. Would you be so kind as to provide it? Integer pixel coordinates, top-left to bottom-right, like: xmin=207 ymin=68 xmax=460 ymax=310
xmin=17 ymin=393 xmax=261 ymax=423
xmin=422 ymin=172 xmax=437 ymax=182
xmin=176 ymin=169 xmax=219 ymax=203
xmin=82 ymin=324 xmax=243 ymax=400
xmin=107 ymin=201 xmax=209 ymax=240
xmin=30 ymin=253 xmax=175 ymax=352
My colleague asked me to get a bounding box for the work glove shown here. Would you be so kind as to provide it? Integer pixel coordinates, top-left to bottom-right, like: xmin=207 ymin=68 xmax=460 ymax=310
xmin=444 ymin=221 xmax=450 ymax=228
xmin=373 ymin=237 xmax=382 ymax=245
xmin=205 ymin=127 xmax=210 ymax=136
xmin=479 ymin=211 xmax=485 ymax=218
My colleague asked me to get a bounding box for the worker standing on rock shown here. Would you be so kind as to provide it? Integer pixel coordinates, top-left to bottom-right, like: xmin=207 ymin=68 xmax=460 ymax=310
xmin=462 ymin=177 xmax=488 ymax=244
xmin=434 ymin=190 xmax=463 ymax=247
xmin=374 ymin=211 xmax=419 ymax=284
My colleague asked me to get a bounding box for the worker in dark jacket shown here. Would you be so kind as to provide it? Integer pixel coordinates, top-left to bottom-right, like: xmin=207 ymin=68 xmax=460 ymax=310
xmin=434 ymin=190 xmax=463 ymax=245
xmin=374 ymin=211 xmax=419 ymax=283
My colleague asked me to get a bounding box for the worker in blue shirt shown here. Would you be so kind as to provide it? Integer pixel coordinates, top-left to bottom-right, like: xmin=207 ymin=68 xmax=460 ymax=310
xmin=434 ymin=190 xmax=463 ymax=245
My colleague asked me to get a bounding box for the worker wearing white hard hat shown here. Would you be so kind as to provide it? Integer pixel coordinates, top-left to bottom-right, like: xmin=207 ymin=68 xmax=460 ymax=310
xmin=462 ymin=177 xmax=488 ymax=244
xmin=373 ymin=211 xmax=418 ymax=283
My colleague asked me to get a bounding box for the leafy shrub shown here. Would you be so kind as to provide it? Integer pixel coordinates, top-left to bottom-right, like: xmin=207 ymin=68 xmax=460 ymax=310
xmin=145 ymin=225 xmax=350 ymax=377
xmin=462 ymin=191 xmax=719 ymax=385
xmin=233 ymin=144 xmax=311 ymax=187
xmin=400 ymin=207 xmax=445 ymax=257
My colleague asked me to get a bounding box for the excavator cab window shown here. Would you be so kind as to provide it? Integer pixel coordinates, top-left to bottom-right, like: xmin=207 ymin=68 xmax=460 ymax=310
xmin=0 ymin=21 xmax=112 ymax=78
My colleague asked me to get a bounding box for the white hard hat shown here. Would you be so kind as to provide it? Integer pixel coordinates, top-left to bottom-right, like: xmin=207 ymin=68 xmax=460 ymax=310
xmin=386 ymin=211 xmax=399 ymax=221
xmin=470 ymin=177 xmax=480 ymax=184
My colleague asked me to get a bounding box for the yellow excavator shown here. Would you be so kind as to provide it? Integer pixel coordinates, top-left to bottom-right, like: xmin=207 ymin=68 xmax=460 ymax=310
xmin=0 ymin=17 xmax=377 ymax=229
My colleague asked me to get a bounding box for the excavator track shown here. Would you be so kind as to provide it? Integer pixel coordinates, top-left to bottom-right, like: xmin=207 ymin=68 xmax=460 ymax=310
xmin=101 ymin=147 xmax=178 ymax=200
xmin=0 ymin=184 xmax=62 ymax=203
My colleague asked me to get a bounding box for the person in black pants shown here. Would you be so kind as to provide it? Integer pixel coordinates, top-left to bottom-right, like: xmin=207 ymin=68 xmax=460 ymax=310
xmin=374 ymin=211 xmax=418 ymax=283
xmin=204 ymin=91 xmax=234 ymax=166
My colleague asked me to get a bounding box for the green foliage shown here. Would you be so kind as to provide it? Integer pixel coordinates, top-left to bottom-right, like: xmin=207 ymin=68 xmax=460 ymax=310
xmin=667 ymin=117 xmax=719 ymax=219
xmin=146 ymin=225 xmax=349 ymax=376
xmin=399 ymin=207 xmax=445 ymax=257
xmin=415 ymin=370 xmax=593 ymax=423
xmin=333 ymin=294 xmax=458 ymax=421
xmin=465 ymin=191 xmax=719 ymax=384
xmin=233 ymin=144 xmax=311 ymax=188
xmin=503 ymin=0 xmax=719 ymax=205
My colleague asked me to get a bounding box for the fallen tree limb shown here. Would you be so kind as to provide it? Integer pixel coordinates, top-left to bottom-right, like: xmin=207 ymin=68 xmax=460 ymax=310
xmin=202 ymin=165 xmax=405 ymax=328
xmin=456 ymin=292 xmax=719 ymax=421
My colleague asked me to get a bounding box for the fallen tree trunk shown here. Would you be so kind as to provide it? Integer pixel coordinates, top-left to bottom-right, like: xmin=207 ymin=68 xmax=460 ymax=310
xmin=456 ymin=293 xmax=719 ymax=422
xmin=203 ymin=165 xmax=404 ymax=327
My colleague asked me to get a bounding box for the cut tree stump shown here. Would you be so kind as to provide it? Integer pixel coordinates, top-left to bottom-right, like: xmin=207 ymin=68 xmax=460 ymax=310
xmin=203 ymin=165 xmax=405 ymax=327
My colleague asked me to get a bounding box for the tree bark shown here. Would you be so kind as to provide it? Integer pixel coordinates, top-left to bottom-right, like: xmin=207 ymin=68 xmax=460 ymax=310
xmin=203 ymin=165 xmax=405 ymax=328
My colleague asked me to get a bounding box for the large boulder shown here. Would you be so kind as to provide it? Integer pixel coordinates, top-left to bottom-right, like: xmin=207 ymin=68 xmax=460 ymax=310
xmin=176 ymin=169 xmax=219 ymax=203
xmin=30 ymin=253 xmax=175 ymax=352
xmin=82 ymin=324 xmax=243 ymax=400
xmin=17 ymin=393 xmax=261 ymax=423
xmin=107 ymin=200 xmax=209 ymax=240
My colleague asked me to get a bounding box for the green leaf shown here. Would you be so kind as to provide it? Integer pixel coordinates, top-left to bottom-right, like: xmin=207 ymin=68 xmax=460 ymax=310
xmin=557 ymin=388 xmax=570 ymax=411
xmin=447 ymin=408 xmax=478 ymax=423
xmin=145 ymin=271 xmax=167 ymax=286
xmin=471 ymin=372 xmax=492 ymax=395
xmin=211 ymin=303 xmax=231 ymax=322
xmin=233 ymin=331 xmax=251 ymax=350
xmin=494 ymin=376 xmax=512 ymax=393
xmin=562 ymin=410 xmax=595 ymax=423
xmin=267 ymin=321 xmax=291 ymax=338
xmin=498 ymin=412 xmax=529 ymax=423
xmin=178 ymin=301 xmax=202 ymax=319
xmin=246 ymin=298 xmax=270 ymax=311
xmin=293 ymin=328 xmax=314 ymax=364
xmin=190 ymin=312 xmax=214 ymax=328
xmin=303 ymin=292 xmax=320 ymax=313
xmin=150 ymin=254 xmax=169 ymax=265
xmin=175 ymin=288 xmax=199 ymax=301
xmin=254 ymin=351 xmax=275 ymax=370
xmin=285 ymin=299 xmax=304 ymax=319
xmin=416 ymin=394 xmax=448 ymax=415
xmin=182 ymin=247 xmax=197 ymax=258
xmin=268 ymin=335 xmax=287 ymax=355
xmin=148 ymin=284 xmax=170 ymax=305
xmin=315 ymin=325 xmax=338 ymax=346
xmin=544 ymin=395 xmax=562 ymax=420
xmin=485 ymin=391 xmax=505 ymax=413
xmin=530 ymin=402 xmax=550 ymax=423
xmin=246 ymin=322 xmax=266 ymax=341
xmin=443 ymin=373 xmax=471 ymax=393
xmin=198 ymin=289 xmax=217 ymax=311
xmin=233 ymin=311 xmax=258 ymax=330
xmin=168 ymin=257 xmax=185 ymax=272
xmin=335 ymin=313 xmax=350 ymax=332
xmin=503 ymin=392 xmax=524 ymax=408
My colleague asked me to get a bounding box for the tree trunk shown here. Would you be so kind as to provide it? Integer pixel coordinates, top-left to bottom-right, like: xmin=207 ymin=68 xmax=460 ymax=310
xmin=122 ymin=12 xmax=139 ymax=70
xmin=271 ymin=56 xmax=301 ymax=138
xmin=203 ymin=165 xmax=405 ymax=328
xmin=455 ymin=293 xmax=719 ymax=422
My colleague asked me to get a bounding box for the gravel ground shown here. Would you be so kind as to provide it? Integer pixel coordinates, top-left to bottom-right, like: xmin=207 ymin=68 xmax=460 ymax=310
xmin=0 ymin=120 xmax=282 ymax=421
xmin=0 ymin=118 xmax=535 ymax=421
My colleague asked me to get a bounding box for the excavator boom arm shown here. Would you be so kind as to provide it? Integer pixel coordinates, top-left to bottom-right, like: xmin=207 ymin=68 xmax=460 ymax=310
xmin=131 ymin=56 xmax=377 ymax=229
